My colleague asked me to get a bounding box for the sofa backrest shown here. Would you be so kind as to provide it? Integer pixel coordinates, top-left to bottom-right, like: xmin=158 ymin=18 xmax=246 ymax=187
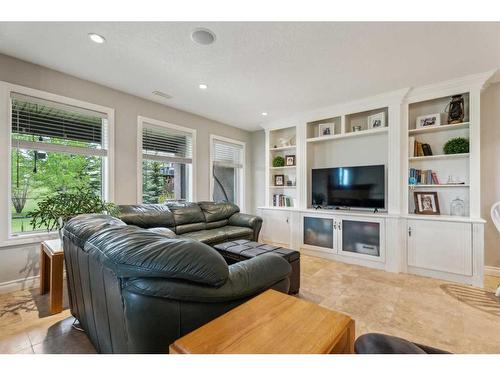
xmin=118 ymin=201 xmax=240 ymax=234
xmin=64 ymin=214 xmax=229 ymax=287
xmin=198 ymin=201 xmax=239 ymax=229
xmin=118 ymin=204 xmax=175 ymax=229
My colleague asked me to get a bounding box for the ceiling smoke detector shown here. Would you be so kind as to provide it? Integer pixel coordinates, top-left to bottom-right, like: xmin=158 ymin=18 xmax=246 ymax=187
xmin=191 ymin=28 xmax=216 ymax=45
xmin=152 ymin=91 xmax=173 ymax=100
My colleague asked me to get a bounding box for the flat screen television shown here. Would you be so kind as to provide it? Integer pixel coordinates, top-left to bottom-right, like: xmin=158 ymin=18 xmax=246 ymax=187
xmin=311 ymin=165 xmax=385 ymax=209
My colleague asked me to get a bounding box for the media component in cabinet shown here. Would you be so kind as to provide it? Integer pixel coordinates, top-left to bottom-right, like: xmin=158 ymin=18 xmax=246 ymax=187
xmin=340 ymin=219 xmax=381 ymax=257
xmin=303 ymin=216 xmax=334 ymax=249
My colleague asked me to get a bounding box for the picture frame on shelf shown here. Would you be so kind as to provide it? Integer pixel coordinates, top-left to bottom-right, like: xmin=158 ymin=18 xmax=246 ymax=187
xmin=318 ymin=123 xmax=333 ymax=137
xmin=367 ymin=112 xmax=385 ymax=129
xmin=416 ymin=113 xmax=441 ymax=128
xmin=285 ymin=155 xmax=296 ymax=166
xmin=274 ymin=174 xmax=284 ymax=186
xmin=413 ymin=191 xmax=440 ymax=215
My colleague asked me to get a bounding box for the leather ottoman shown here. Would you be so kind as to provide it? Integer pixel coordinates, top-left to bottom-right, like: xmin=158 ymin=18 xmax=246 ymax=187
xmin=214 ymin=240 xmax=300 ymax=294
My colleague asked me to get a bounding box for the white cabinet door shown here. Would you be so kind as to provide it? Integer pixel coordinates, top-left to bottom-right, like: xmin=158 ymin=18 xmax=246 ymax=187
xmin=407 ymin=220 xmax=472 ymax=276
xmin=259 ymin=209 xmax=291 ymax=246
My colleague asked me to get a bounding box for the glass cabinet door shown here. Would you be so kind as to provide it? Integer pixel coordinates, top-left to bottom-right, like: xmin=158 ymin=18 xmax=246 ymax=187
xmin=303 ymin=216 xmax=334 ymax=249
xmin=340 ymin=219 xmax=381 ymax=257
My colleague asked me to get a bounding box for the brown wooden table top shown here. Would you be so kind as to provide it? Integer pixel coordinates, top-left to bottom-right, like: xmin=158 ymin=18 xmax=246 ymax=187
xmin=169 ymin=289 xmax=354 ymax=354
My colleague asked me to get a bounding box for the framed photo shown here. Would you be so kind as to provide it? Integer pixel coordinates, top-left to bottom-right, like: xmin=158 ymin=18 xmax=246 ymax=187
xmin=416 ymin=113 xmax=441 ymax=128
xmin=285 ymin=155 xmax=296 ymax=166
xmin=274 ymin=174 xmax=284 ymax=186
xmin=413 ymin=192 xmax=440 ymax=215
xmin=318 ymin=123 xmax=333 ymax=137
xmin=367 ymin=112 xmax=385 ymax=129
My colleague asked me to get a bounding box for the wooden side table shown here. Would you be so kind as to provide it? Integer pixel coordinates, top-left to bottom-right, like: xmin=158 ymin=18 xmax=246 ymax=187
xmin=169 ymin=289 xmax=355 ymax=354
xmin=40 ymin=239 xmax=64 ymax=315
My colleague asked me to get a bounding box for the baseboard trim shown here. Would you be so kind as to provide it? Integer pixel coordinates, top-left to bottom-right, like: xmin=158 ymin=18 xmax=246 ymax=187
xmin=484 ymin=266 xmax=500 ymax=277
xmin=0 ymin=275 xmax=39 ymax=294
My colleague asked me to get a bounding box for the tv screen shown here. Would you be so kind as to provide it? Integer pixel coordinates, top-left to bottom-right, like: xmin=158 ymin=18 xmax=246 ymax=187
xmin=311 ymin=165 xmax=385 ymax=209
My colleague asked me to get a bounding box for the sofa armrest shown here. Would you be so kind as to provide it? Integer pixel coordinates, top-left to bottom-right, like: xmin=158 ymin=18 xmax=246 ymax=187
xmin=228 ymin=213 xmax=263 ymax=241
xmin=123 ymin=253 xmax=291 ymax=303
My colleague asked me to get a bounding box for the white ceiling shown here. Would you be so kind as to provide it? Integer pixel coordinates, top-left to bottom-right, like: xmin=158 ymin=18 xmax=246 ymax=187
xmin=0 ymin=22 xmax=499 ymax=131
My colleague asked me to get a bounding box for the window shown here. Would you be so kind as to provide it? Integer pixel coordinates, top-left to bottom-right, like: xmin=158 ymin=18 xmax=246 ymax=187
xmin=210 ymin=135 xmax=245 ymax=209
xmin=7 ymin=90 xmax=113 ymax=236
xmin=138 ymin=117 xmax=195 ymax=203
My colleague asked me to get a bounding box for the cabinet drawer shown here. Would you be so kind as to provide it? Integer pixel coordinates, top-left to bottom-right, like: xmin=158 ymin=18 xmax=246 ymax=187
xmin=407 ymin=220 xmax=472 ymax=276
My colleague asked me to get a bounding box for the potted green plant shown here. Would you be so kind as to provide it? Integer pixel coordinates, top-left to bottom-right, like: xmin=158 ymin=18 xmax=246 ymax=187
xmin=29 ymin=189 xmax=118 ymax=236
xmin=272 ymin=155 xmax=285 ymax=167
xmin=443 ymin=137 xmax=469 ymax=154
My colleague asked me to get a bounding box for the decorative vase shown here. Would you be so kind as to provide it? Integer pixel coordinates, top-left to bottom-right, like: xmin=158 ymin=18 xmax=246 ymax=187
xmin=447 ymin=95 xmax=465 ymax=124
xmin=450 ymin=197 xmax=465 ymax=216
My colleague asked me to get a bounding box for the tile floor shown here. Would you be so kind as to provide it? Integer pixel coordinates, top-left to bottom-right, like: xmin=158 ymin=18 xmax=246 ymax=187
xmin=1 ymin=254 xmax=500 ymax=354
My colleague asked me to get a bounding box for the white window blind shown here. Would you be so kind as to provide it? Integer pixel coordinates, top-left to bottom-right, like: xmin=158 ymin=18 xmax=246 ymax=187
xmin=142 ymin=123 xmax=193 ymax=164
xmin=10 ymin=93 xmax=108 ymax=157
xmin=213 ymin=139 xmax=243 ymax=169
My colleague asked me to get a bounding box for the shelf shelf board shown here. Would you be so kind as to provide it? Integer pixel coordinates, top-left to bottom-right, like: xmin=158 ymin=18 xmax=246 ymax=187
xmin=409 ymin=153 xmax=469 ymax=162
xmin=269 ymin=145 xmax=296 ymax=152
xmin=409 ymin=184 xmax=470 ymax=188
xmin=408 ymin=122 xmax=470 ymax=135
xmin=270 ymin=166 xmax=296 ymax=170
xmin=404 ymin=213 xmax=485 ymax=224
xmin=269 ymin=185 xmax=296 ymax=189
xmin=306 ymin=127 xmax=388 ymax=143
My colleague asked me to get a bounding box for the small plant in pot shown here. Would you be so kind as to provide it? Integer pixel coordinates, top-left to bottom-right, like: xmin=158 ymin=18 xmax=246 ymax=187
xmin=443 ymin=137 xmax=469 ymax=155
xmin=272 ymin=156 xmax=285 ymax=168
xmin=29 ymin=189 xmax=118 ymax=237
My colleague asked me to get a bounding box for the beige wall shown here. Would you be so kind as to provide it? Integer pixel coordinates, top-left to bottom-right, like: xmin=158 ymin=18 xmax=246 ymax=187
xmin=0 ymin=53 xmax=252 ymax=207
xmin=0 ymin=53 xmax=253 ymax=290
xmin=481 ymin=82 xmax=500 ymax=268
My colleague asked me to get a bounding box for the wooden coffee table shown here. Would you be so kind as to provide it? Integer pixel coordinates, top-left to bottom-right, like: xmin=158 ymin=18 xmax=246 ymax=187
xmin=169 ymin=289 xmax=355 ymax=354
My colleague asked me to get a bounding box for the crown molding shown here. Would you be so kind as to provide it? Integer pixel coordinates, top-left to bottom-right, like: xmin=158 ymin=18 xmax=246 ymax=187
xmin=405 ymin=70 xmax=497 ymax=103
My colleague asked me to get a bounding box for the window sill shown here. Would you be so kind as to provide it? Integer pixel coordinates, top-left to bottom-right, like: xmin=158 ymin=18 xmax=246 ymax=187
xmin=0 ymin=232 xmax=59 ymax=249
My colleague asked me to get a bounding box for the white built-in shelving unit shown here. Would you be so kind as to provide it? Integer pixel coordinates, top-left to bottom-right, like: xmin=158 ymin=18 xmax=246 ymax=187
xmin=258 ymin=71 xmax=494 ymax=287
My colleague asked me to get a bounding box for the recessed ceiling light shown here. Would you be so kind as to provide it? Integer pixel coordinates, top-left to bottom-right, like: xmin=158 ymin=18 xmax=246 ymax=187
xmin=88 ymin=33 xmax=106 ymax=44
xmin=261 ymin=112 xmax=268 ymax=116
xmin=199 ymin=83 xmax=208 ymax=90
xmin=191 ymin=28 xmax=216 ymax=45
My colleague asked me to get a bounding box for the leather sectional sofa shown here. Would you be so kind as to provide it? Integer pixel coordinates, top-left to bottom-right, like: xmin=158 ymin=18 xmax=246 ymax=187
xmin=62 ymin=212 xmax=291 ymax=353
xmin=118 ymin=201 xmax=262 ymax=245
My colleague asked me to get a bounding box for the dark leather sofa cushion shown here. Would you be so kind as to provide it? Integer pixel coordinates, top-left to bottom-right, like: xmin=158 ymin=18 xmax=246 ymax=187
xmin=222 ymin=226 xmax=254 ymax=239
xmin=199 ymin=201 xmax=239 ymax=223
xmin=147 ymin=227 xmax=177 ymax=238
xmin=166 ymin=202 xmax=206 ymax=234
xmin=64 ymin=214 xmax=126 ymax=248
xmin=179 ymin=228 xmax=228 ymax=244
xmin=81 ymin=224 xmax=229 ymax=286
xmin=118 ymin=204 xmax=175 ymax=229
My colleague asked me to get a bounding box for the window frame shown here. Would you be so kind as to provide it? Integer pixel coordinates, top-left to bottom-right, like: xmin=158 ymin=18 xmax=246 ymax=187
xmin=0 ymin=81 xmax=115 ymax=245
xmin=209 ymin=134 xmax=246 ymax=212
xmin=137 ymin=116 xmax=197 ymax=204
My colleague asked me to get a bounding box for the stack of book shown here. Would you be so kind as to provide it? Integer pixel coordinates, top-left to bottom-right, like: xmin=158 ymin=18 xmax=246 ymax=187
xmin=409 ymin=137 xmax=433 ymax=157
xmin=409 ymin=168 xmax=440 ymax=185
xmin=272 ymin=194 xmax=295 ymax=207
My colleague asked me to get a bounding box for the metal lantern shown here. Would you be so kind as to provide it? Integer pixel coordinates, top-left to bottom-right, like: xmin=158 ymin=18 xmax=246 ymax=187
xmin=447 ymin=95 xmax=465 ymax=124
